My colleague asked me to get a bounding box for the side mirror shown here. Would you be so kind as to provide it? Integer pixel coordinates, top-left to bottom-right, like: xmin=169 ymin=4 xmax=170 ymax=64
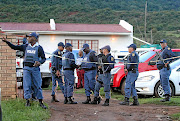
xmin=148 ymin=61 xmax=156 ymax=65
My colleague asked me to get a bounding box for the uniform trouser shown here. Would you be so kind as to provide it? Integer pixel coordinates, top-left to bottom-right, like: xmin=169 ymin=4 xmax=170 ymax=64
xmin=51 ymin=72 xmax=64 ymax=96
xmin=23 ymin=66 xmax=43 ymax=99
xmin=94 ymin=73 xmax=111 ymax=99
xmin=63 ymin=70 xmax=74 ymax=98
xmin=125 ymin=71 xmax=139 ymax=98
xmin=160 ymin=67 xmax=171 ymax=96
xmin=77 ymin=69 xmax=85 ymax=88
xmin=84 ymin=70 xmax=97 ymax=97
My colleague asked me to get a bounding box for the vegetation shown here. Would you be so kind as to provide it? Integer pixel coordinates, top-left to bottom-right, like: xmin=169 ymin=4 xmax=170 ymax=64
xmin=0 ymin=0 xmax=179 ymax=48
xmin=1 ymin=98 xmax=50 ymax=121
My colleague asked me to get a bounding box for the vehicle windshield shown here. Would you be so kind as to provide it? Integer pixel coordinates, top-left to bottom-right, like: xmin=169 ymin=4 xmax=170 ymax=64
xmin=170 ymin=59 xmax=180 ymax=69
xmin=139 ymin=51 xmax=156 ymax=62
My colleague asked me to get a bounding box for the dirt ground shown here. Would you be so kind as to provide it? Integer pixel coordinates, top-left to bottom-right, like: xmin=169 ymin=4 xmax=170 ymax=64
xmin=42 ymin=90 xmax=180 ymax=121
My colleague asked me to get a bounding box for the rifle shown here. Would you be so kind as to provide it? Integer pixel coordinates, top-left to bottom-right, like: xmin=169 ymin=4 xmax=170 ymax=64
xmin=98 ymin=57 xmax=105 ymax=76
xmin=155 ymin=51 xmax=170 ymax=70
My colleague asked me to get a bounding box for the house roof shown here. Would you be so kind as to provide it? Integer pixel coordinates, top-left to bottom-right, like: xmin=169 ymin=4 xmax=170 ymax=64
xmin=0 ymin=22 xmax=131 ymax=33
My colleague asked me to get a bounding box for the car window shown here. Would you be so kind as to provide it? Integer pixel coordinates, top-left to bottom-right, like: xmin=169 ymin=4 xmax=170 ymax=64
xmin=173 ymin=52 xmax=180 ymax=56
xmin=170 ymin=59 xmax=180 ymax=69
xmin=177 ymin=68 xmax=180 ymax=72
xmin=139 ymin=51 xmax=156 ymax=62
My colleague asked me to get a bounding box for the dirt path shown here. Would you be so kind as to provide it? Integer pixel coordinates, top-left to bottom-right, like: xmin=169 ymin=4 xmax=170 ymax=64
xmin=43 ymin=90 xmax=180 ymax=121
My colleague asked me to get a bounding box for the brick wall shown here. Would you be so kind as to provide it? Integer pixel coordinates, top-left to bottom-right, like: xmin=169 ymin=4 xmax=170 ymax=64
xmin=0 ymin=35 xmax=17 ymax=99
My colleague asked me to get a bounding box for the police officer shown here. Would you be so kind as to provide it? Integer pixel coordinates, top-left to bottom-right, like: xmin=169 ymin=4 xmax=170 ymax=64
xmin=2 ymin=32 xmax=47 ymax=109
xmin=157 ymin=40 xmax=175 ymax=102
xmin=91 ymin=45 xmax=115 ymax=106
xmin=120 ymin=44 xmax=139 ymax=106
xmin=81 ymin=43 xmax=98 ymax=104
xmin=51 ymin=42 xmax=65 ymax=102
xmin=62 ymin=43 xmax=77 ymax=104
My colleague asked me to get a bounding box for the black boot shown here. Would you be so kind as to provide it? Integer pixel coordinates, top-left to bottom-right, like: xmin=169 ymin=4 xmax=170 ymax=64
xmin=102 ymin=99 xmax=109 ymax=106
xmin=119 ymin=97 xmax=129 ymax=105
xmin=39 ymin=99 xmax=48 ymax=109
xmin=51 ymin=95 xmax=59 ymax=103
xmin=160 ymin=94 xmax=171 ymax=102
xmin=64 ymin=97 xmax=68 ymax=104
xmin=25 ymin=99 xmax=31 ymax=107
xmin=91 ymin=97 xmax=101 ymax=104
xmin=130 ymin=96 xmax=139 ymax=106
xmin=67 ymin=97 xmax=78 ymax=104
xmin=82 ymin=96 xmax=91 ymax=104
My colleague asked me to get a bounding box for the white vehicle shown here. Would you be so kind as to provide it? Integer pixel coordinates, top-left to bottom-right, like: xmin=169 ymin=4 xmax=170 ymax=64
xmin=136 ymin=59 xmax=180 ymax=97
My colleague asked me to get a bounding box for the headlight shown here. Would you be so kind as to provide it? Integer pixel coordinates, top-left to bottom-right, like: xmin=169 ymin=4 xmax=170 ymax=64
xmin=111 ymin=67 xmax=121 ymax=75
xmin=136 ymin=75 xmax=155 ymax=82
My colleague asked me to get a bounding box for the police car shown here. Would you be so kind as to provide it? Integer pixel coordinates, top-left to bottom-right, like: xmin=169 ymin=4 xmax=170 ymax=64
xmin=136 ymin=59 xmax=180 ymax=97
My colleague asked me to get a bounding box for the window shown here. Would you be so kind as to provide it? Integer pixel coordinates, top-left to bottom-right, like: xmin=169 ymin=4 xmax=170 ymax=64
xmin=170 ymin=59 xmax=180 ymax=70
xmin=139 ymin=51 xmax=156 ymax=62
xmin=65 ymin=39 xmax=99 ymax=53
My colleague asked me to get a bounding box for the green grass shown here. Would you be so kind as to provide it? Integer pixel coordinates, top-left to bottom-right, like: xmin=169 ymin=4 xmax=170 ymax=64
xmin=1 ymin=98 xmax=50 ymax=121
xmin=75 ymin=88 xmax=180 ymax=120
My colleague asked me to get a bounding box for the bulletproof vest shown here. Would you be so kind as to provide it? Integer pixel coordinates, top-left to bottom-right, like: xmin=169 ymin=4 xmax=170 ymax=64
xmin=81 ymin=50 xmax=96 ymax=69
xmin=127 ymin=52 xmax=139 ymax=69
xmin=157 ymin=49 xmax=165 ymax=70
xmin=62 ymin=51 xmax=72 ymax=69
xmin=51 ymin=49 xmax=62 ymax=67
xmin=24 ymin=45 xmax=39 ymax=64
xmin=102 ymin=53 xmax=111 ymax=70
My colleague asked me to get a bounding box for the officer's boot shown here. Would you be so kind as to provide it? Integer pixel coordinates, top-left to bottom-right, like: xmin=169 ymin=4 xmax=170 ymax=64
xmin=64 ymin=97 xmax=68 ymax=104
xmin=68 ymin=97 xmax=78 ymax=104
xmin=25 ymin=99 xmax=31 ymax=107
xmin=91 ymin=97 xmax=101 ymax=104
xmin=130 ymin=96 xmax=139 ymax=106
xmin=102 ymin=99 xmax=109 ymax=106
xmin=119 ymin=97 xmax=129 ymax=105
xmin=39 ymin=99 xmax=48 ymax=109
xmin=51 ymin=95 xmax=59 ymax=103
xmin=160 ymin=94 xmax=171 ymax=102
xmin=82 ymin=96 xmax=91 ymax=104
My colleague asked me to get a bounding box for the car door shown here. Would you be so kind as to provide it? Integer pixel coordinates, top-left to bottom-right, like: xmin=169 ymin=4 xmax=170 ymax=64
xmin=176 ymin=67 xmax=180 ymax=93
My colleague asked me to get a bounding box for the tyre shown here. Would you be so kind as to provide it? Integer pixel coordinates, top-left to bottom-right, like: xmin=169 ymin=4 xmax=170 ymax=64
xmin=154 ymin=81 xmax=175 ymax=98
xmin=42 ymin=77 xmax=51 ymax=88
xmin=120 ymin=79 xmax=126 ymax=95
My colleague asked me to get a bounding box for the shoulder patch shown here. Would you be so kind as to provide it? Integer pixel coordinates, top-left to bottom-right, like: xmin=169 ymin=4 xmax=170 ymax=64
xmin=168 ymin=47 xmax=170 ymax=50
xmin=58 ymin=51 xmax=61 ymax=55
xmin=111 ymin=57 xmax=114 ymax=61
xmin=132 ymin=53 xmax=135 ymax=56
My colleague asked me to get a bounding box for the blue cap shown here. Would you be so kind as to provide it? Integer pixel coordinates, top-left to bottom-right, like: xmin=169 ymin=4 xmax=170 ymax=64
xmin=128 ymin=44 xmax=137 ymax=50
xmin=27 ymin=32 xmax=39 ymax=39
xmin=101 ymin=45 xmax=111 ymax=52
xmin=65 ymin=43 xmax=73 ymax=47
xmin=81 ymin=43 xmax=89 ymax=51
xmin=160 ymin=39 xmax=167 ymax=43
xmin=58 ymin=42 xmax=65 ymax=47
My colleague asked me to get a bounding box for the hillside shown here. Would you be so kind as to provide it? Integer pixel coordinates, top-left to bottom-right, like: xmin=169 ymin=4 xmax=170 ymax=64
xmin=0 ymin=0 xmax=179 ymax=48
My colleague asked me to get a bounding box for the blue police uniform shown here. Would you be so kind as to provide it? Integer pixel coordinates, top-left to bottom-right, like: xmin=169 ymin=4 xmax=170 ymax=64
xmin=125 ymin=51 xmax=139 ymax=98
xmin=94 ymin=53 xmax=115 ymax=99
xmin=120 ymin=44 xmax=139 ymax=106
xmin=157 ymin=40 xmax=175 ymax=102
xmin=51 ymin=48 xmax=64 ymax=96
xmin=81 ymin=50 xmax=97 ymax=97
xmin=4 ymin=32 xmax=47 ymax=109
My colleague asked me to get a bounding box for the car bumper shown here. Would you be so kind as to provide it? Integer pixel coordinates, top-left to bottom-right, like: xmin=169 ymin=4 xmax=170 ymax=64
xmin=136 ymin=81 xmax=154 ymax=95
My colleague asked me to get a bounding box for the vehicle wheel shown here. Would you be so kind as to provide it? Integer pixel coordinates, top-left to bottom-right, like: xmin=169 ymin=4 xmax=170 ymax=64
xmin=42 ymin=77 xmax=51 ymax=88
xmin=120 ymin=79 xmax=126 ymax=95
xmin=154 ymin=81 xmax=174 ymax=98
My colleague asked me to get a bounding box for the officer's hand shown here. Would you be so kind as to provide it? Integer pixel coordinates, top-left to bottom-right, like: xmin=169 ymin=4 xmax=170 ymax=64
xmin=98 ymin=66 xmax=102 ymax=69
xmin=165 ymin=62 xmax=169 ymax=67
xmin=124 ymin=69 xmax=128 ymax=73
xmin=33 ymin=61 xmax=41 ymax=67
xmin=2 ymin=37 xmax=9 ymax=43
xmin=56 ymin=70 xmax=60 ymax=77
xmin=96 ymin=75 xmax=98 ymax=80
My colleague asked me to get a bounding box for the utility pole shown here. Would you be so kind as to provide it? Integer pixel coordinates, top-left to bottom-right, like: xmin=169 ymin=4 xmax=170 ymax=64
xmin=144 ymin=0 xmax=147 ymax=42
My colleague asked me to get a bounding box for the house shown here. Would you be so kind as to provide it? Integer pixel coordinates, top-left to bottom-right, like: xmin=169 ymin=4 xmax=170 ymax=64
xmin=0 ymin=19 xmax=133 ymax=57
